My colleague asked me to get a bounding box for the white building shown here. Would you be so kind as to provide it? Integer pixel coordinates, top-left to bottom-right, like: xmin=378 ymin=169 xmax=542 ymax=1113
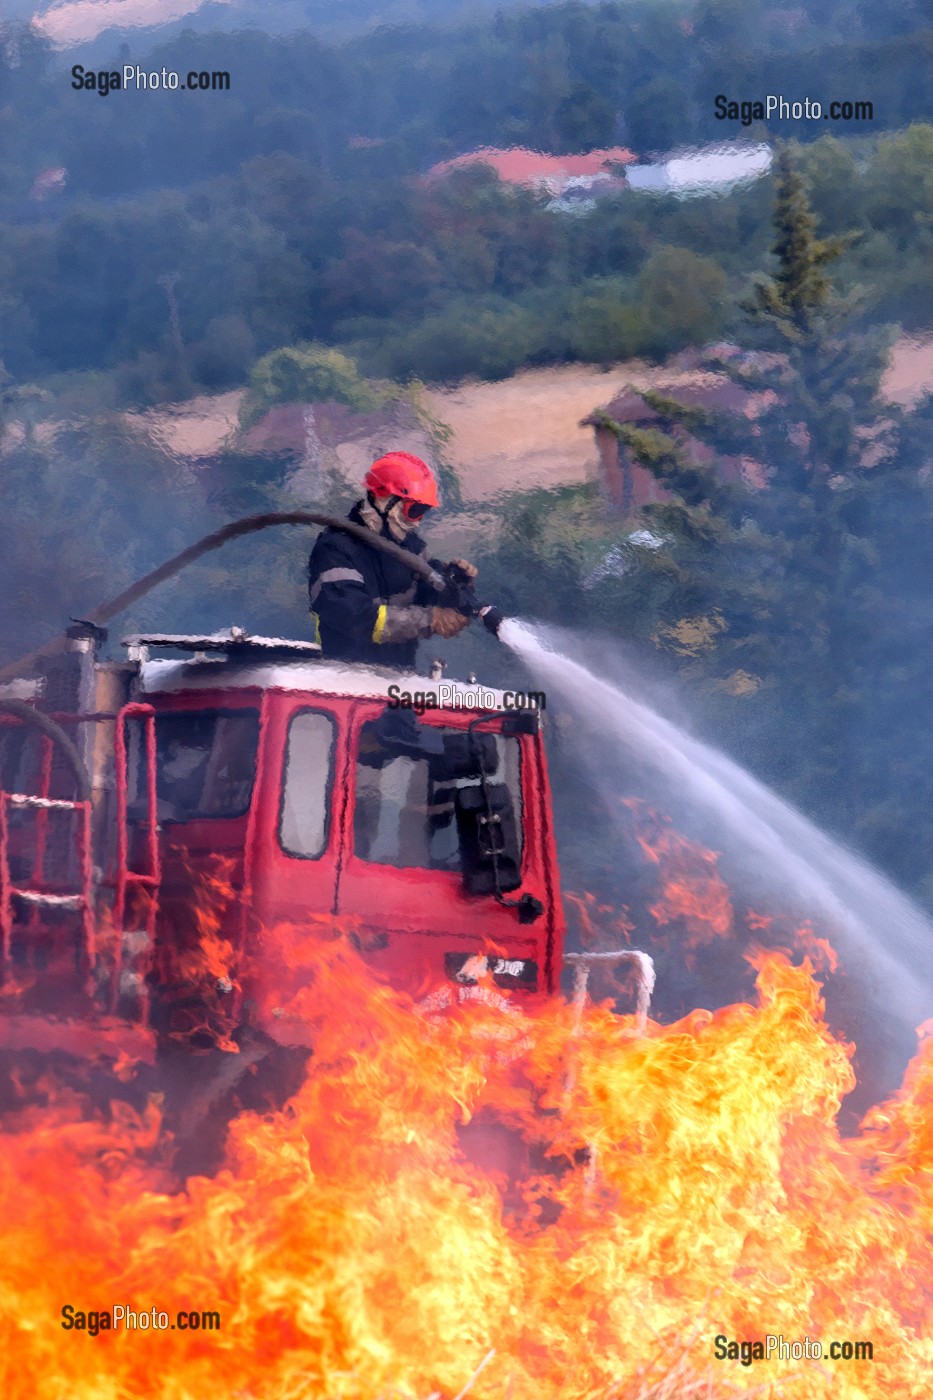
xmin=626 ymin=143 xmax=772 ymax=198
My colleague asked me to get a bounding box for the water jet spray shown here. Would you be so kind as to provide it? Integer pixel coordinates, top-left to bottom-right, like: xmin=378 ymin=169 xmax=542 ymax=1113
xmin=497 ymin=619 xmax=933 ymax=1047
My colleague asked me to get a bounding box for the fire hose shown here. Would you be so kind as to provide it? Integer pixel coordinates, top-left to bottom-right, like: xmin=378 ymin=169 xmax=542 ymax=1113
xmin=0 ymin=512 xmax=504 ymax=685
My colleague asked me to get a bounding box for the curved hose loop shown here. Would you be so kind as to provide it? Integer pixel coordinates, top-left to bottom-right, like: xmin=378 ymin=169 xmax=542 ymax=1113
xmin=0 ymin=511 xmax=447 ymax=685
xmin=0 ymin=698 xmax=92 ymax=802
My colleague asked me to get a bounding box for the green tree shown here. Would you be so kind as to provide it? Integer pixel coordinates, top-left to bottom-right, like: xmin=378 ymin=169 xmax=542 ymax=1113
xmin=634 ymin=247 xmax=729 ymax=358
xmin=746 ymin=148 xmax=848 ymax=339
xmin=862 ymin=124 xmax=933 ymax=248
xmin=239 ymin=344 xmax=389 ymax=427
xmin=795 ymin=137 xmax=862 ymax=235
xmin=591 ymin=149 xmax=933 ymax=896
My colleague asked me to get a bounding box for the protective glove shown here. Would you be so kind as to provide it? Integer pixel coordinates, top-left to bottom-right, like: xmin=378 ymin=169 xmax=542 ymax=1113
xmin=431 ymin=607 xmax=471 ymax=639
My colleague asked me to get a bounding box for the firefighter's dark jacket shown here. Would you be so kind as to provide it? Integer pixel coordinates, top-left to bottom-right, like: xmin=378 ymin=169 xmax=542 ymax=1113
xmin=308 ymin=502 xmax=440 ymax=668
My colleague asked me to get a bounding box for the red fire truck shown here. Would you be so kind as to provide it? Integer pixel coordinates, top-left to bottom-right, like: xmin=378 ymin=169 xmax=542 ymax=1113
xmin=0 ymin=506 xmax=653 ymax=1177
xmin=0 ymin=626 xmax=564 ymax=1082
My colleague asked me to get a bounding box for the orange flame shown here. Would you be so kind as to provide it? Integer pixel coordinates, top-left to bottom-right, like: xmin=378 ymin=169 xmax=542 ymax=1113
xmin=1 ymin=913 xmax=932 ymax=1398
xmin=623 ymin=799 xmax=734 ymax=950
xmin=564 ymin=891 xmax=635 ymax=951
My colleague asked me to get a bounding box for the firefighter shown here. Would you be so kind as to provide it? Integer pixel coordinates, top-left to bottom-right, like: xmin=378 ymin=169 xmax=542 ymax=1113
xmin=308 ymin=452 xmax=477 ymax=668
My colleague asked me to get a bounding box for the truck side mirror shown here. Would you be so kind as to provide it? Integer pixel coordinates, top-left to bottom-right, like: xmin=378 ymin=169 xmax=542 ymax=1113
xmin=428 ymin=731 xmax=497 ymax=781
xmin=501 ymin=712 xmax=539 ymax=736
xmin=455 ymin=783 xmax=521 ymax=895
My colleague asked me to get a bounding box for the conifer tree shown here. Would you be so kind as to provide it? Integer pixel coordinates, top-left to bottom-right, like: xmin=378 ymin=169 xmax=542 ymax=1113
xmin=596 ymin=147 xmax=933 ymax=897
xmin=747 ymin=148 xmax=845 ymax=340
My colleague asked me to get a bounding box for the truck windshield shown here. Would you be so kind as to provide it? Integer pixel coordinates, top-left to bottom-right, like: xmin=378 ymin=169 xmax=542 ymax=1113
xmin=353 ymin=721 xmax=522 ymax=871
xmin=130 ymin=709 xmax=260 ymax=823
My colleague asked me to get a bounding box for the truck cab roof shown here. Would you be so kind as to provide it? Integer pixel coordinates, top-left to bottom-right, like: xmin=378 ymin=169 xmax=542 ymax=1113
xmin=128 ymin=629 xmax=514 ymax=709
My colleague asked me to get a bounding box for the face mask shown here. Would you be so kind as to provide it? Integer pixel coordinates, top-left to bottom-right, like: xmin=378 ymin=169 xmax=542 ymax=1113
xmin=362 ymin=494 xmax=430 ymax=542
xmin=385 ymin=500 xmax=418 ymax=541
xmin=400 ymin=499 xmax=431 ymax=522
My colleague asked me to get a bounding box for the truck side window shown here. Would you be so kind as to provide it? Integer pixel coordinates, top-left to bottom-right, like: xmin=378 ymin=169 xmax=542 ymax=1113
xmin=354 ymin=722 xmax=522 ymax=871
xmin=131 ymin=710 xmax=260 ymax=822
xmin=279 ymin=709 xmax=335 ymax=860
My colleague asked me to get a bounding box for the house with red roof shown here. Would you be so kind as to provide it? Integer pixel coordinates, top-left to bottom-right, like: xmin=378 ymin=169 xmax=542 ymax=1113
xmin=425 ymin=146 xmax=635 ymax=201
xmin=582 ymin=371 xmax=774 ymax=515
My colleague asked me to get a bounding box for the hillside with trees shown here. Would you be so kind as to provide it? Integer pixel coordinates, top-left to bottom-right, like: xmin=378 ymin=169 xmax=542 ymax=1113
xmin=4 ymin=2 xmax=933 ymax=405
xmin=3 ymin=1 xmax=933 ymax=908
xmin=479 ymin=152 xmax=933 ymax=904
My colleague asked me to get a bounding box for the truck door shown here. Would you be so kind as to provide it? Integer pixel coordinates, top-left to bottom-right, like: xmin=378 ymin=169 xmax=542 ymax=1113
xmin=334 ymin=703 xmax=557 ymax=999
xmin=126 ymin=696 xmax=262 ymax=904
xmin=128 ymin=691 xmax=342 ymax=928
xmin=247 ymin=695 xmax=343 ymax=926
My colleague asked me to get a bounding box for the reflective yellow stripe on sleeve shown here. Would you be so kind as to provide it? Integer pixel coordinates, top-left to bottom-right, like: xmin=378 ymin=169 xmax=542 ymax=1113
xmin=372 ymin=604 xmax=388 ymax=643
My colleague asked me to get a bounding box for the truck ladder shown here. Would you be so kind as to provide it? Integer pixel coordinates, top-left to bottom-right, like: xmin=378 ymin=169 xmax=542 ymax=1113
xmin=0 ymin=769 xmax=95 ymax=982
xmin=111 ymin=703 xmax=162 ymax=1017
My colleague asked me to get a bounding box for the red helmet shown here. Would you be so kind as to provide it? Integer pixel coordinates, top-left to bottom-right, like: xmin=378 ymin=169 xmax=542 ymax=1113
xmin=365 ymin=452 xmax=439 ymax=516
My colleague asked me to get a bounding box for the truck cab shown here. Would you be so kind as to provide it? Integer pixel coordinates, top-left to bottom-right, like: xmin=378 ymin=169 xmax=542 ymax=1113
xmin=0 ymin=630 xmax=565 ymax=1061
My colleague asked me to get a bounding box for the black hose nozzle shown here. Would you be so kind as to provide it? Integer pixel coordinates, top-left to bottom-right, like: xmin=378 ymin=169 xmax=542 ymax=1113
xmin=480 ymin=606 xmax=505 ymax=638
xmin=437 ymin=562 xmax=505 ymax=638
